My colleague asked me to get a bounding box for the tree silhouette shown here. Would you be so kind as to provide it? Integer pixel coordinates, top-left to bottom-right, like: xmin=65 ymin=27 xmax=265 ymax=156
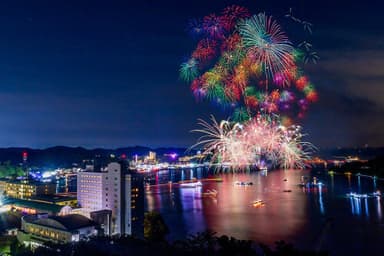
xmin=143 ymin=211 xmax=169 ymax=242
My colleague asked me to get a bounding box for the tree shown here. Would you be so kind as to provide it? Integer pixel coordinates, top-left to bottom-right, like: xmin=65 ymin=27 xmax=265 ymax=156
xmin=0 ymin=162 xmax=25 ymax=179
xmin=143 ymin=211 xmax=169 ymax=242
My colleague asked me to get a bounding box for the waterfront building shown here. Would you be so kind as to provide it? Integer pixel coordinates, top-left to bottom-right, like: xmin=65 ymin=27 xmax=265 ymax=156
xmin=77 ymin=162 xmax=144 ymax=236
xmin=144 ymin=151 xmax=157 ymax=164
xmin=17 ymin=213 xmax=97 ymax=248
xmin=5 ymin=180 xmax=56 ymax=199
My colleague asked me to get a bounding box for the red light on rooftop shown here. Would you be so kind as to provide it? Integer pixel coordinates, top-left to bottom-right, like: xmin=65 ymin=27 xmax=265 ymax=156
xmin=22 ymin=151 xmax=28 ymax=161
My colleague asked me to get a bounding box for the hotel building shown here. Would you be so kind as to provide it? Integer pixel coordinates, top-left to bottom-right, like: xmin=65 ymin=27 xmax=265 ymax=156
xmin=77 ymin=162 xmax=143 ymax=236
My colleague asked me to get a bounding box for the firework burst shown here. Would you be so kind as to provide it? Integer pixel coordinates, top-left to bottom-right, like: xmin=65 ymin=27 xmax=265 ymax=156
xmin=180 ymin=6 xmax=317 ymax=121
xmin=192 ymin=114 xmax=315 ymax=170
xmin=239 ymin=13 xmax=295 ymax=82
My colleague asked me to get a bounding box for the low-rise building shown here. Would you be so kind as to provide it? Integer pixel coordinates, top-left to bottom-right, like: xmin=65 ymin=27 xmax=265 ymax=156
xmin=17 ymin=213 xmax=98 ymax=248
xmin=7 ymin=199 xmax=72 ymax=216
xmin=5 ymin=180 xmax=55 ymax=199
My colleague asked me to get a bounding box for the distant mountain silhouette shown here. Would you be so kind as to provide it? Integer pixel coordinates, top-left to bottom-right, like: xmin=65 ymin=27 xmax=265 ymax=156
xmin=0 ymin=146 xmax=382 ymax=168
xmin=315 ymin=147 xmax=384 ymax=160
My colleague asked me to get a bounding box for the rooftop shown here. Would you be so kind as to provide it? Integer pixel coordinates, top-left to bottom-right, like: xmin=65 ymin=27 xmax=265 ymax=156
xmin=23 ymin=214 xmax=97 ymax=231
xmin=29 ymin=195 xmax=77 ymax=204
xmin=8 ymin=199 xmax=64 ymax=213
xmin=6 ymin=179 xmax=55 ymax=186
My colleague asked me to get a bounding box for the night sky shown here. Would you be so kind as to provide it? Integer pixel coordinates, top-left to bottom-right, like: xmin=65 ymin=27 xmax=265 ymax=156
xmin=0 ymin=0 xmax=382 ymax=148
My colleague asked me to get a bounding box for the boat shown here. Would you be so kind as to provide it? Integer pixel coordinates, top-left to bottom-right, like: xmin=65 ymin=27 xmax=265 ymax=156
xmin=347 ymin=192 xmax=367 ymax=198
xmin=179 ymin=181 xmax=203 ymax=188
xmin=283 ymin=190 xmax=292 ymax=192
xmin=347 ymin=191 xmax=382 ymax=198
xmin=201 ymin=189 xmax=218 ymax=197
xmin=259 ymin=166 xmax=268 ymax=171
xmin=213 ymin=177 xmax=223 ymax=182
xmin=283 ymin=178 xmax=288 ymax=182
xmin=252 ymin=200 xmax=265 ymax=207
xmin=234 ymin=181 xmax=253 ymax=186
xmin=205 ymin=177 xmax=223 ymax=182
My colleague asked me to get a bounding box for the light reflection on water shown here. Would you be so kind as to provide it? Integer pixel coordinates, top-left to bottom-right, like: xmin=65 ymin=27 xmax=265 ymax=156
xmin=145 ymin=168 xmax=384 ymax=255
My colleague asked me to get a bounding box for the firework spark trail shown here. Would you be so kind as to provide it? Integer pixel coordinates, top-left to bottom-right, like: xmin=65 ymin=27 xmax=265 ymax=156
xmin=239 ymin=13 xmax=295 ymax=82
xmin=191 ymin=114 xmax=315 ymax=170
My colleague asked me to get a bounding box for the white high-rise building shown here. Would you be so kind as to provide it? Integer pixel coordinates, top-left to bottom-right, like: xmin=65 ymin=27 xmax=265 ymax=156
xmin=77 ymin=162 xmax=143 ymax=236
xmin=77 ymin=171 xmax=105 ymax=211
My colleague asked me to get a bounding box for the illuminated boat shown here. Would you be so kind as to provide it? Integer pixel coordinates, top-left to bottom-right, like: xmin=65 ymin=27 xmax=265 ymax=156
xmin=179 ymin=181 xmax=203 ymax=188
xmin=234 ymin=181 xmax=253 ymax=186
xmin=252 ymin=200 xmax=265 ymax=207
xmin=201 ymin=189 xmax=218 ymax=197
xmin=259 ymin=166 xmax=268 ymax=171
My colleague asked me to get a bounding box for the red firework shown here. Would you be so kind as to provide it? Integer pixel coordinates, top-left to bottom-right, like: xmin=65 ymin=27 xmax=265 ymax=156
xmin=295 ymin=76 xmax=308 ymax=91
xmin=220 ymin=33 xmax=242 ymax=52
xmin=245 ymin=96 xmax=258 ymax=109
xmin=192 ymin=39 xmax=217 ymax=62
xmin=222 ymin=5 xmax=251 ymax=30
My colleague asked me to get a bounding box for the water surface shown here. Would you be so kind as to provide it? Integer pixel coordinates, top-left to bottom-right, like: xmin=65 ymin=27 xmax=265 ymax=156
xmin=145 ymin=168 xmax=384 ymax=255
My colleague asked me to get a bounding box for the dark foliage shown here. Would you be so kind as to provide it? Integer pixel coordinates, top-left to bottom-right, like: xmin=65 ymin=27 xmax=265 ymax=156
xmin=13 ymin=232 xmax=327 ymax=256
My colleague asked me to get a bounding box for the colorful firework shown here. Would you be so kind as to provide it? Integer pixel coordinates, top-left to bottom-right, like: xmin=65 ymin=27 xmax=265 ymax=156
xmin=180 ymin=58 xmax=199 ymax=82
xmin=180 ymin=5 xmax=318 ymax=121
xmin=239 ymin=13 xmax=295 ymax=82
xmin=183 ymin=6 xmax=318 ymax=170
xmin=191 ymin=114 xmax=315 ymax=170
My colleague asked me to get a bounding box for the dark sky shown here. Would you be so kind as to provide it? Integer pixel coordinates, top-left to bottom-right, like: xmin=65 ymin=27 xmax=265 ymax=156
xmin=0 ymin=0 xmax=382 ymax=148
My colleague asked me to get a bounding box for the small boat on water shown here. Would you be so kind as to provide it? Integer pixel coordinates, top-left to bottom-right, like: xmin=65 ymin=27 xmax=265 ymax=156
xmin=252 ymin=200 xmax=265 ymax=207
xmin=234 ymin=181 xmax=253 ymax=186
xmin=347 ymin=191 xmax=381 ymax=198
xmin=259 ymin=166 xmax=268 ymax=171
xmin=346 ymin=192 xmax=368 ymax=198
xmin=298 ymin=179 xmax=325 ymax=188
xmin=179 ymin=181 xmax=203 ymax=188
xmin=283 ymin=190 xmax=292 ymax=192
xmin=202 ymin=189 xmax=218 ymax=197
xmin=205 ymin=177 xmax=223 ymax=182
